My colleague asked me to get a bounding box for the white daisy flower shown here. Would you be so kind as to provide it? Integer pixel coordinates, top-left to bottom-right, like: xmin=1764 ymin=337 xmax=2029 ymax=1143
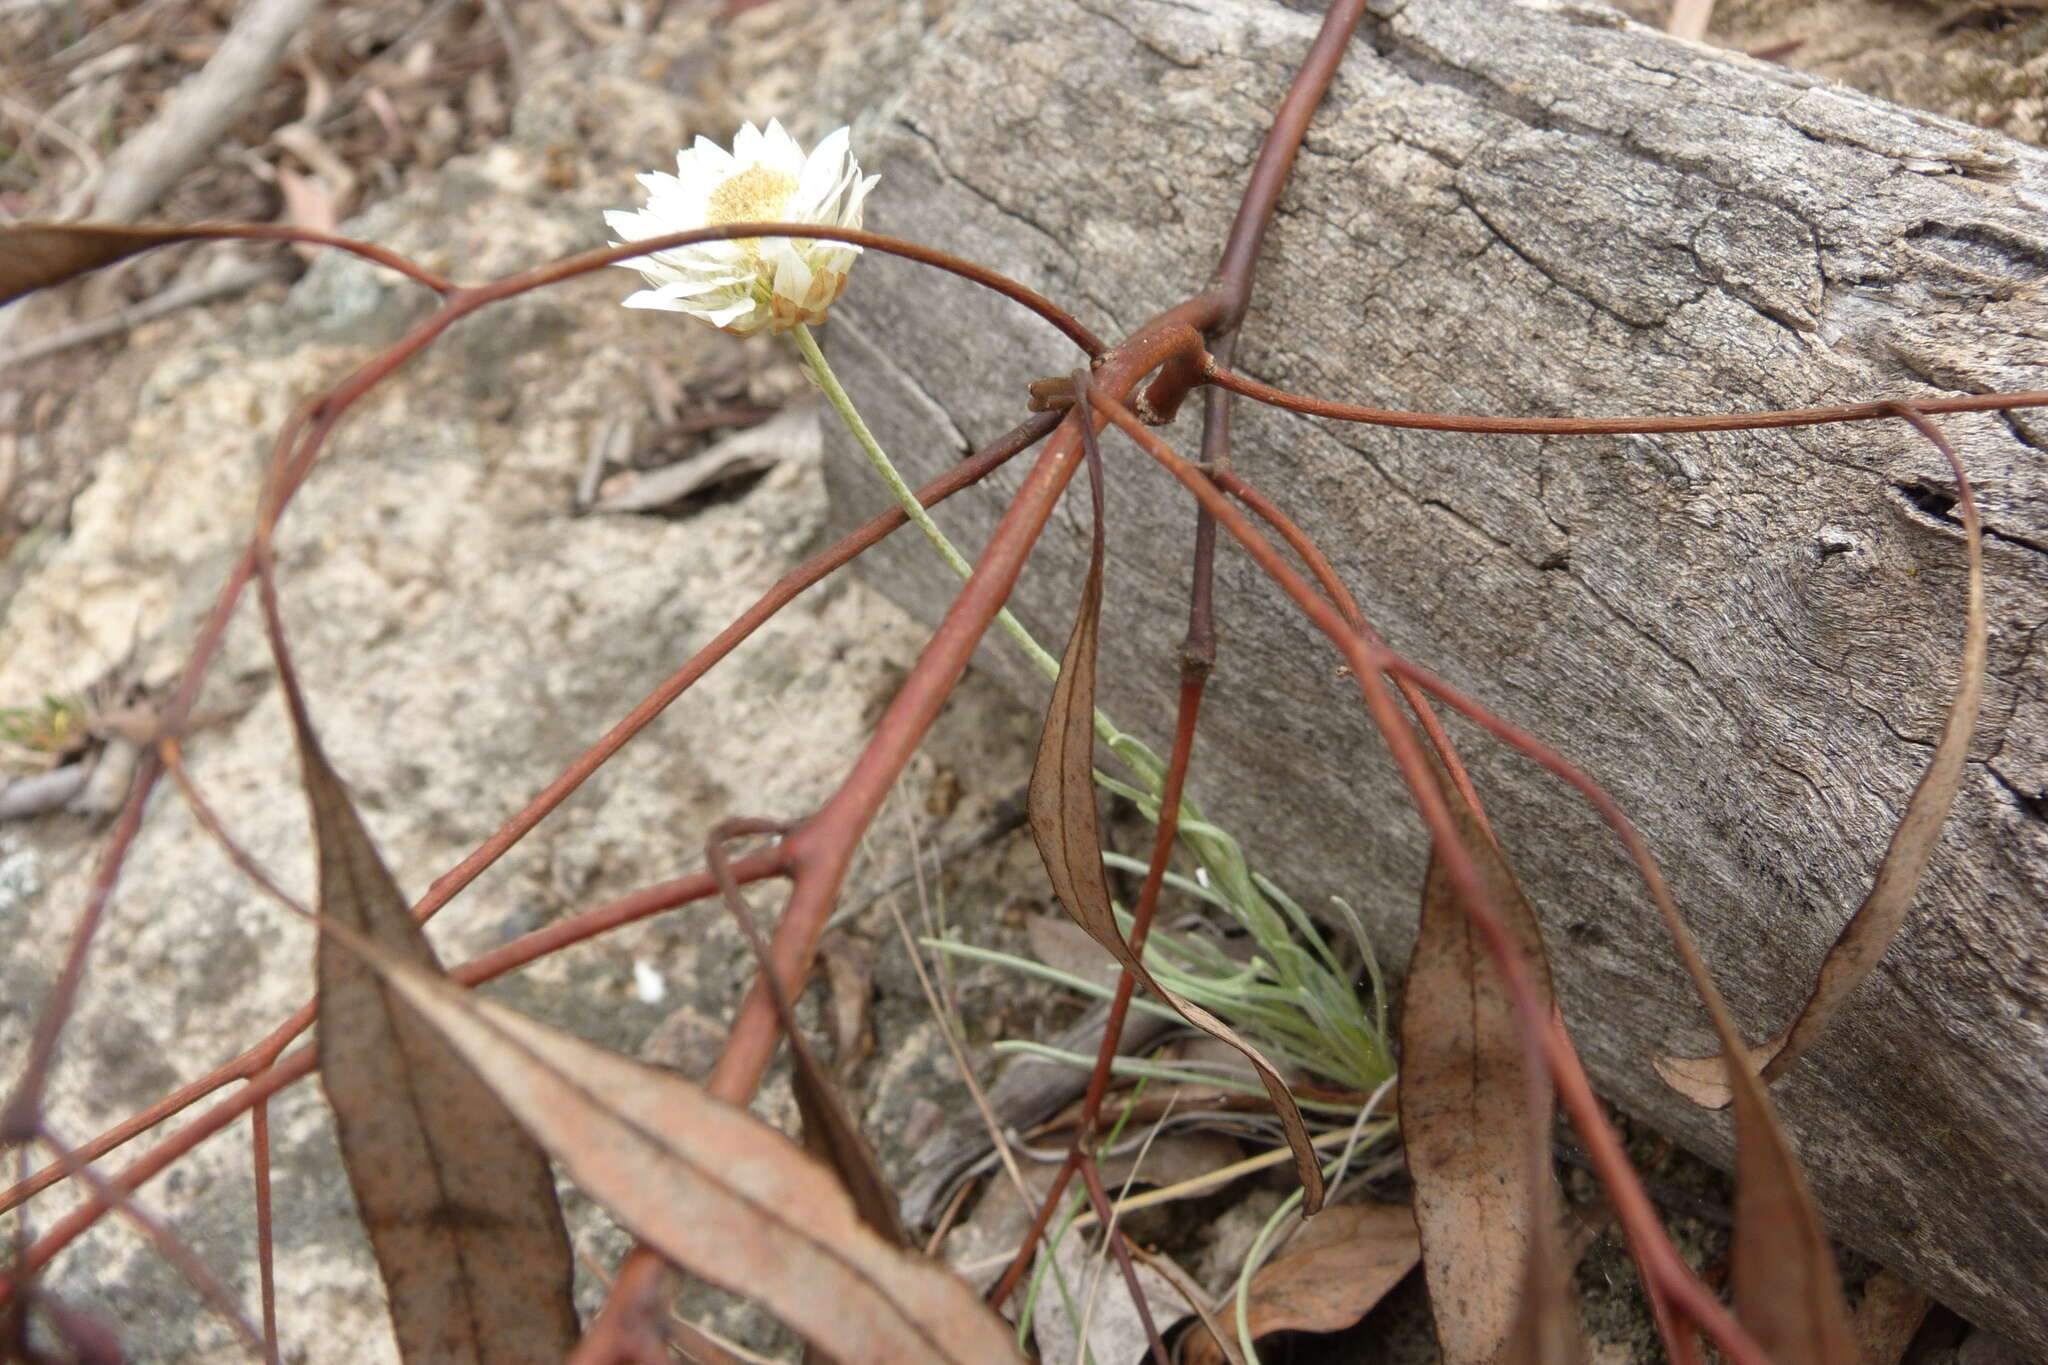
xmin=603 ymin=119 xmax=879 ymax=336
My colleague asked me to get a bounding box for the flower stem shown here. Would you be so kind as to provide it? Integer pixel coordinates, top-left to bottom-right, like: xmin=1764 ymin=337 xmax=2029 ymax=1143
xmin=793 ymin=322 xmax=1122 ymax=748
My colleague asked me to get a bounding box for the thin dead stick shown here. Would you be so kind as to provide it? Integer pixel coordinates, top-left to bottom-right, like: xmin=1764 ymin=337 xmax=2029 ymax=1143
xmin=0 ymin=92 xmax=103 ymax=219
xmin=0 ymin=257 xmax=292 ymax=369
xmin=477 ymin=0 xmax=525 ymax=98
xmin=89 ymin=0 xmax=323 ymax=221
xmin=0 ymin=765 xmax=90 ymax=822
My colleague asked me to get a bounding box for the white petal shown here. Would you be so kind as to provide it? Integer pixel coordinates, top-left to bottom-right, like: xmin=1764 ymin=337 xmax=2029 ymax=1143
xmin=654 ymin=261 xmax=751 ymax=289
xmin=640 ymin=279 xmax=713 ymax=302
xmin=703 ymin=296 xmax=763 ymax=328
xmin=761 ymin=119 xmax=807 ymax=176
xmin=771 ymin=242 xmax=815 ymax=304
xmin=811 ymin=243 xmax=861 ymax=276
xmin=621 ymin=288 xmax=691 ymax=311
xmin=603 ymin=208 xmax=651 ymax=238
xmin=796 ymin=127 xmax=853 ymax=205
xmin=840 ymin=173 xmax=880 ymax=227
xmin=644 ymin=181 xmax=713 ymax=221
xmin=661 ymin=276 xmax=745 ymax=301
xmin=653 ymin=240 xmax=748 ymax=274
xmin=686 ymin=135 xmax=732 ymax=168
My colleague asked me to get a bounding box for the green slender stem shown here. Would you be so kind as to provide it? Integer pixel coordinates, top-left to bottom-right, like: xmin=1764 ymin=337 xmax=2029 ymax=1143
xmin=794 ymin=322 xmax=1124 ymax=749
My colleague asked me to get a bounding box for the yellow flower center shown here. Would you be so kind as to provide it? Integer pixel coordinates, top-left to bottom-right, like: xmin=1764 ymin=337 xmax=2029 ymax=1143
xmin=707 ymin=164 xmax=800 ymax=273
xmin=707 ymin=165 xmax=798 ymax=225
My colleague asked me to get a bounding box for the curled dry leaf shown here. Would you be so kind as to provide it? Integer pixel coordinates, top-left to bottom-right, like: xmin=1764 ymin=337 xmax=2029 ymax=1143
xmin=783 ymin=984 xmax=910 ymax=1250
xmin=1399 ymin=791 xmax=1581 ymax=1365
xmin=273 ymin=166 xmax=338 ymax=264
xmin=1653 ymin=1039 xmax=1774 ymax=1111
xmin=1655 ymin=420 xmax=1987 ymax=1110
xmin=589 ymin=406 xmax=814 ymax=514
xmin=296 ymin=733 xmax=578 ymax=1362
xmin=1027 ymin=424 xmax=1324 ymax=1212
xmin=332 ymin=937 xmax=1026 ymax=1365
xmin=1181 ymin=1201 xmax=1421 ymax=1365
xmin=901 ymin=1003 xmax=1177 ymax=1229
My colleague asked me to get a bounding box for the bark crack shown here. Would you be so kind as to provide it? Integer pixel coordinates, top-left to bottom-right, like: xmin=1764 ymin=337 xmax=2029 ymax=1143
xmin=893 ymin=116 xmax=1123 ymax=331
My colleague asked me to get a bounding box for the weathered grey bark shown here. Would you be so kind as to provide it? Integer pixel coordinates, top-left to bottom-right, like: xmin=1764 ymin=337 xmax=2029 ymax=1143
xmin=827 ymin=0 xmax=2048 ymax=1348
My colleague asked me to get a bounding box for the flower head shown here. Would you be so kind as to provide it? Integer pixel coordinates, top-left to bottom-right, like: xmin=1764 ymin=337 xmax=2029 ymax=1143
xmin=603 ymin=120 xmax=878 ymax=336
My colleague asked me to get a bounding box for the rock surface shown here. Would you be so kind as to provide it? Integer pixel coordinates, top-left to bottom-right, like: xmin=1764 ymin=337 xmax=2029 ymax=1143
xmin=821 ymin=0 xmax=2048 ymax=1348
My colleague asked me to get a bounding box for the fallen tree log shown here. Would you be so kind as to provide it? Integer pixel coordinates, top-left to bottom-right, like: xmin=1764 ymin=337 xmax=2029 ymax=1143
xmin=825 ymin=0 xmax=2048 ymax=1348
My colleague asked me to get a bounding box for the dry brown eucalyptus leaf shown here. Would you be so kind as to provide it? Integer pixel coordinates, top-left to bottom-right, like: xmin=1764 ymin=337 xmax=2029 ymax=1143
xmin=295 ymin=730 xmax=577 ymax=1363
xmin=1400 ymin=790 xmax=1577 ymax=1365
xmin=337 ymin=940 xmax=1025 ymax=1365
xmin=1181 ymin=1201 xmax=1421 ymax=1365
xmin=1726 ymin=1058 xmax=1858 ymax=1365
